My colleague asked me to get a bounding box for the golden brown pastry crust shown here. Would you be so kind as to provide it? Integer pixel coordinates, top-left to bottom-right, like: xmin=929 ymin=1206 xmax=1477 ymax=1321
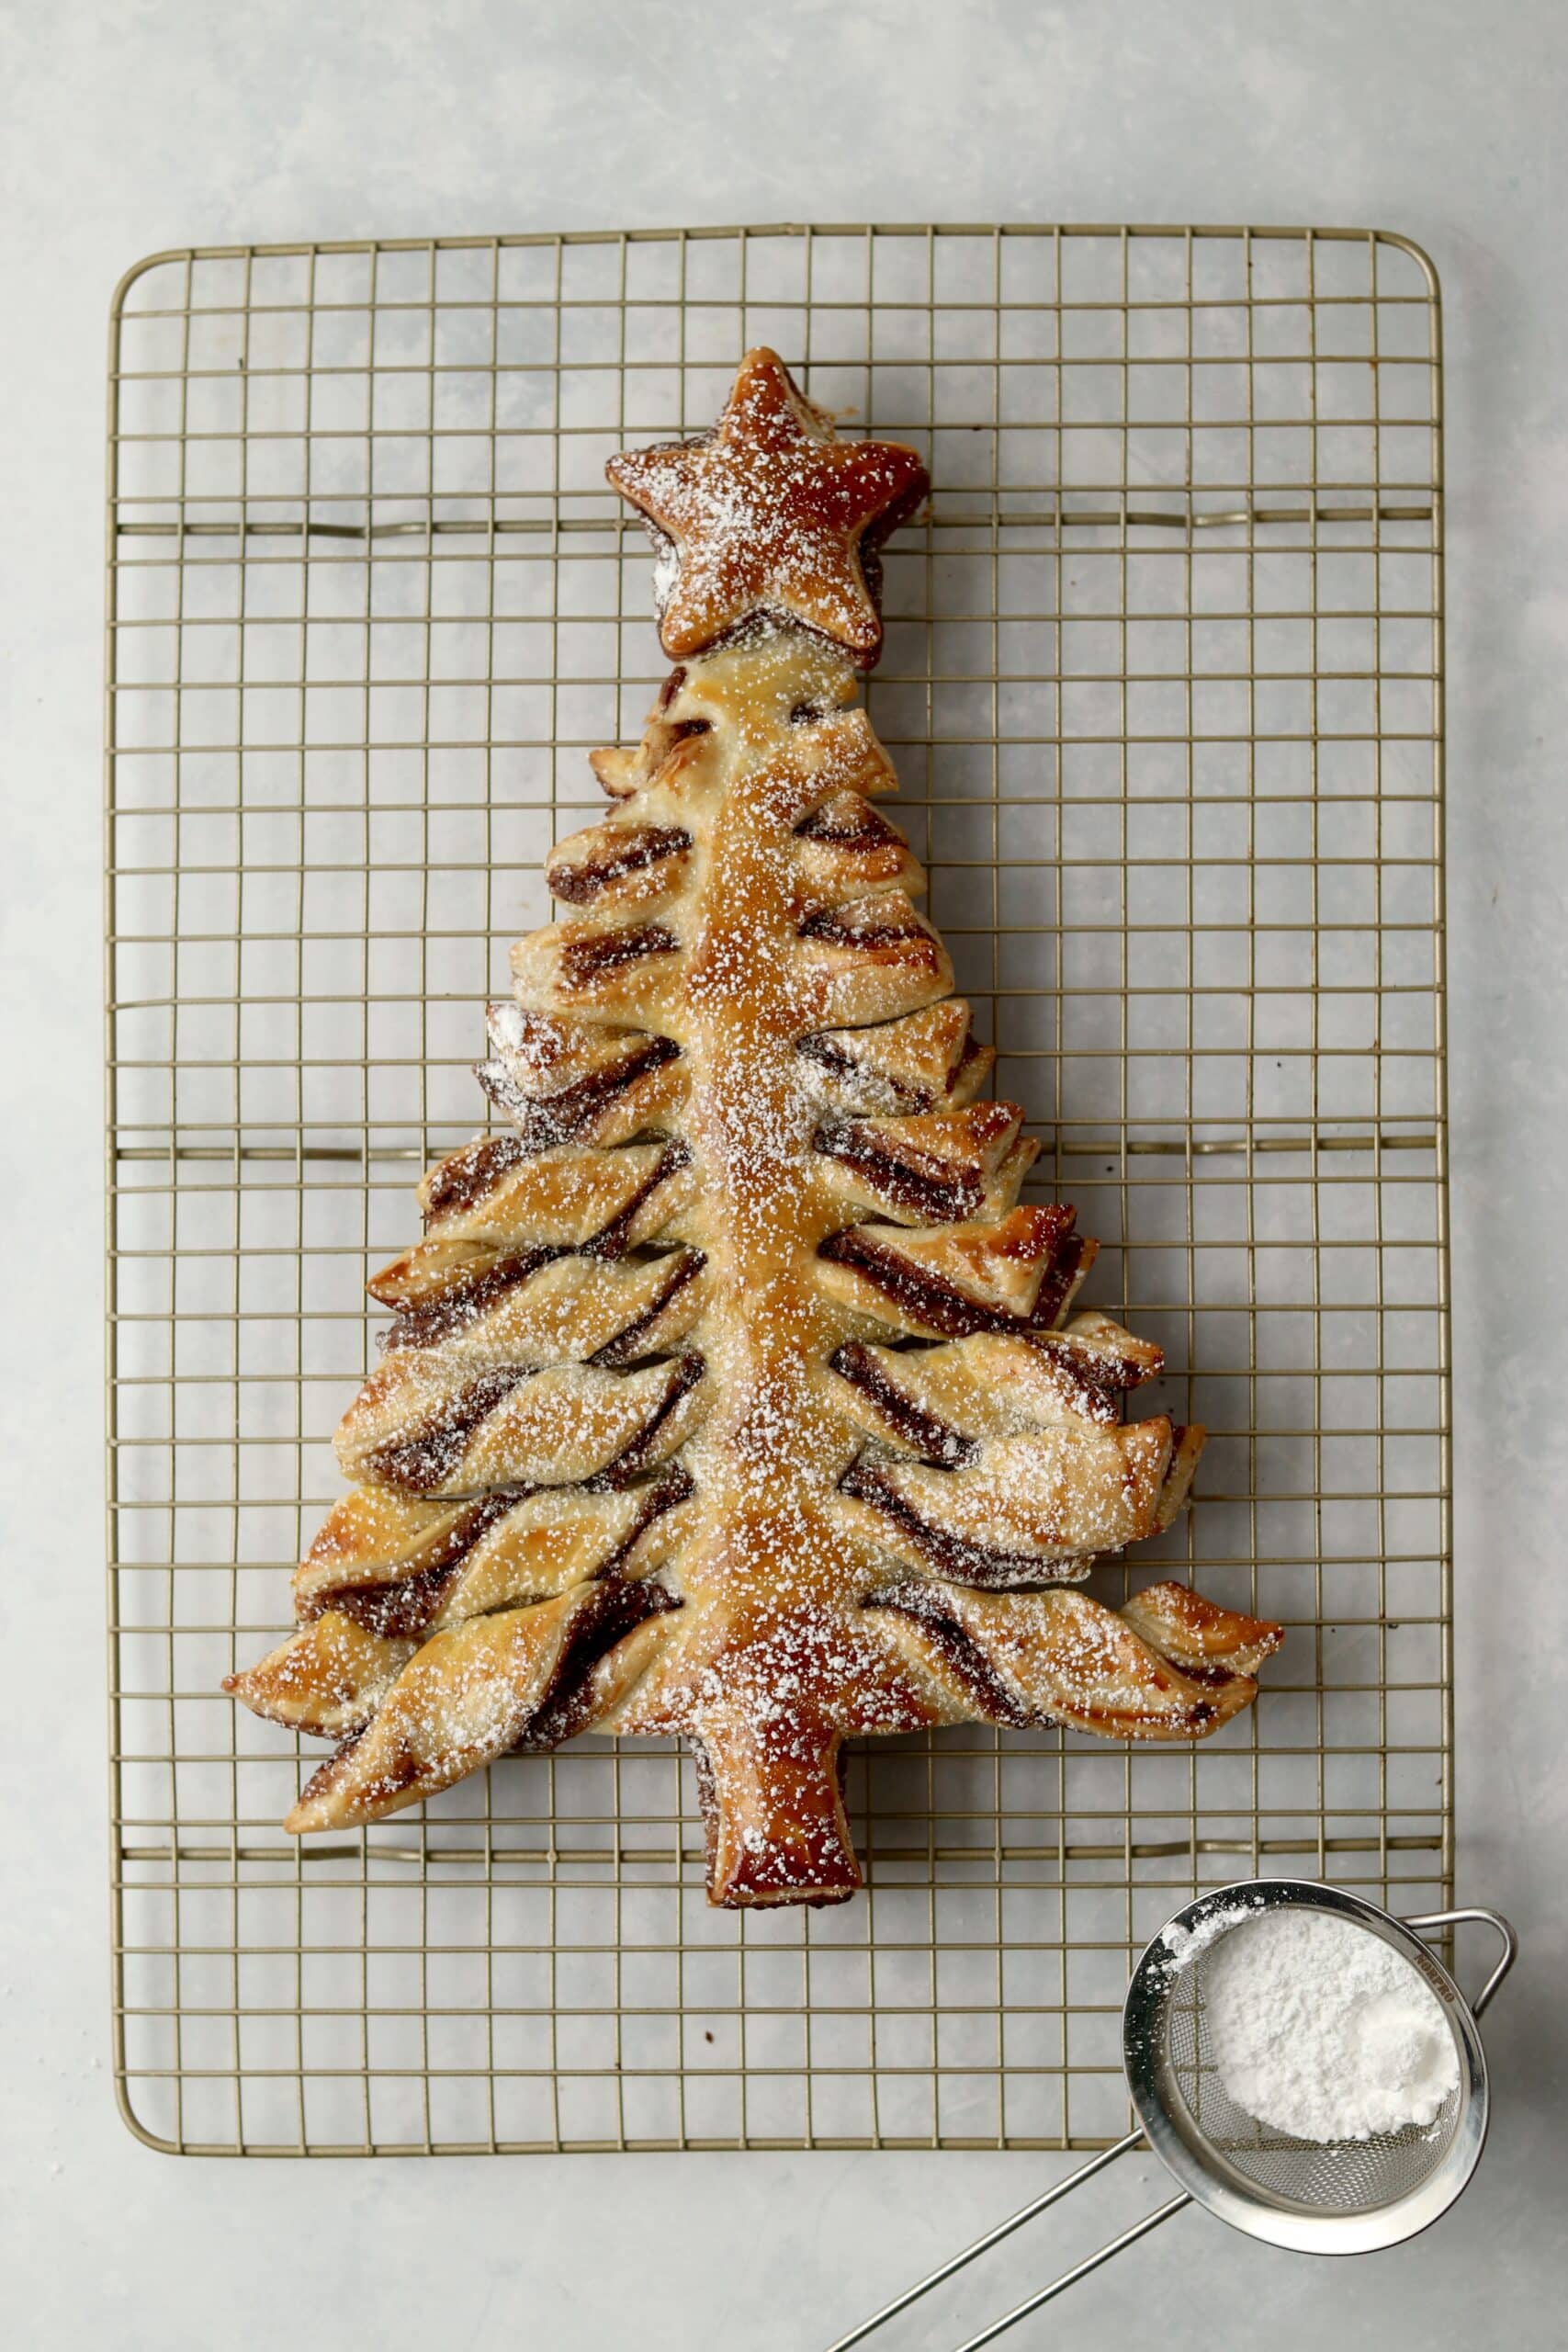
xmin=228 ymin=352 xmax=1280 ymax=1905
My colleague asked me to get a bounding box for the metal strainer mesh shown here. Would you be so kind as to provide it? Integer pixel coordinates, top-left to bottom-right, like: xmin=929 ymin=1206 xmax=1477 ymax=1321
xmin=1166 ymin=1925 xmax=1462 ymax=2213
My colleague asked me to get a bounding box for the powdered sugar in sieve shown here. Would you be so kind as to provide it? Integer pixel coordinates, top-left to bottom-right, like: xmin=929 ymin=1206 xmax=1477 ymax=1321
xmin=1194 ymin=1905 xmax=1461 ymax=2141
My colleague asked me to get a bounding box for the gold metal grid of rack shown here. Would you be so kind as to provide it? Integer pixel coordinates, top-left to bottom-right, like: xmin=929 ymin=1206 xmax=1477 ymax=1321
xmin=105 ymin=221 xmax=1449 ymax=2155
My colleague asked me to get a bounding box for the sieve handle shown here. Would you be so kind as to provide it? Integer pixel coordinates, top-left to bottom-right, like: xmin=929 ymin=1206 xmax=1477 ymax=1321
xmin=820 ymin=2129 xmax=1186 ymax=2352
xmin=1402 ymin=1905 xmax=1517 ymax=2017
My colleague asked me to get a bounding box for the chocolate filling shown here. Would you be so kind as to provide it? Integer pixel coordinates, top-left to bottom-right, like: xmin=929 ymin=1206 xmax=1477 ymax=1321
xmin=814 ymin=1121 xmax=983 ymax=1223
xmin=795 ymin=1029 xmax=931 ymax=1114
xmin=430 ymin=1035 xmax=681 ymax=1215
xmin=588 ymin=1250 xmax=706 ymax=1369
xmin=513 ymin=1575 xmax=683 ymax=1751
xmin=861 ymin=1580 xmax=1032 ymax=1724
xmin=799 ymin=903 xmax=929 ymax=950
xmin=312 ymin=1487 xmax=533 ymax=1636
xmin=548 ymin=825 xmax=693 ymax=905
xmin=1157 ymin=1659 xmax=1234 ymax=1694
xmin=818 ymin=1224 xmax=1089 ymax=1339
xmin=372 ymin=1344 xmax=705 ymax=1500
xmin=315 ymin=1464 xmax=695 ymax=1642
xmin=582 ymin=1138 xmax=693 ymax=1261
xmin=298 ymin=1721 xmax=419 ymax=1810
xmin=953 ymin=1032 xmax=991 ymax=1096
xmin=586 ymin=1351 xmax=706 ymax=1490
xmin=841 ymin=1458 xmax=1069 ymax=1589
xmin=384 ymin=1140 xmax=694 ymax=1351
xmin=1025 ymin=1335 xmax=1136 ymax=1423
xmin=381 ymin=1245 xmax=558 ymax=1353
xmin=300 ymin=1575 xmax=685 ymax=1807
xmin=582 ymin=1460 xmax=695 ymax=1577
xmin=1021 ymin=1241 xmax=1090 ymax=1330
xmin=425 ymin=1132 xmax=533 ymax=1223
xmin=559 ymin=923 xmax=680 ymax=989
xmin=829 ymin=1342 xmax=976 ymax=1465
xmin=856 ymin=476 xmax=930 ymax=634
xmin=795 ymin=799 xmax=903 ymax=854
xmin=366 ymin=1366 xmax=529 ymax=1494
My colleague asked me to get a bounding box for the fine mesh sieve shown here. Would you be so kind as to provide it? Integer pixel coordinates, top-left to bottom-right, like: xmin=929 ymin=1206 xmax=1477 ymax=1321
xmin=1160 ymin=1933 xmax=1461 ymax=2213
xmin=1122 ymin=1880 xmax=1512 ymax=2256
xmin=825 ymin=1880 xmax=1516 ymax=2352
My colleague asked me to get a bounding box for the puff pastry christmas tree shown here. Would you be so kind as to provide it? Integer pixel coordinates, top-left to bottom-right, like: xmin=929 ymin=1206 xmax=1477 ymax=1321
xmin=229 ymin=352 xmax=1280 ymax=1906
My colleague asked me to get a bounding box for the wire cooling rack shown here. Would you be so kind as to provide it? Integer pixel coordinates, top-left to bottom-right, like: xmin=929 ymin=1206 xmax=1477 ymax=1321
xmin=105 ymin=221 xmax=1449 ymax=2155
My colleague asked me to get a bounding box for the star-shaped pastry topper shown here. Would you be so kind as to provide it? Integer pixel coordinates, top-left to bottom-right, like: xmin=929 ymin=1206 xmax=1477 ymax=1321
xmin=606 ymin=348 xmax=929 ymax=669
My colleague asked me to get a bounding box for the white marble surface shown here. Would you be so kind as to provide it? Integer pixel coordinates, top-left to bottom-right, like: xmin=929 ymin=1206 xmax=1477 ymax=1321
xmin=4 ymin=2 xmax=1564 ymax=2342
